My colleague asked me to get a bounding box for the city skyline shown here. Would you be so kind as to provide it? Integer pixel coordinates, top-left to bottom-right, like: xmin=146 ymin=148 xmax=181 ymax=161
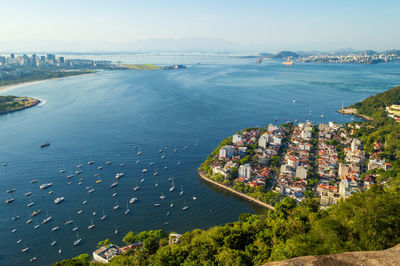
xmin=1 ymin=1 xmax=400 ymax=52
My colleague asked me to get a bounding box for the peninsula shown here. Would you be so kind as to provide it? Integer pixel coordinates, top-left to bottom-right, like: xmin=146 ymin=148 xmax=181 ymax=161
xmin=0 ymin=95 xmax=40 ymax=114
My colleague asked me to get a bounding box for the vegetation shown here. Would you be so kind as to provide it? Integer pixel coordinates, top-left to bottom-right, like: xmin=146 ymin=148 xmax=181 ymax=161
xmin=54 ymin=185 xmax=400 ymax=266
xmin=0 ymin=95 xmax=39 ymax=113
xmin=123 ymin=64 xmax=159 ymax=70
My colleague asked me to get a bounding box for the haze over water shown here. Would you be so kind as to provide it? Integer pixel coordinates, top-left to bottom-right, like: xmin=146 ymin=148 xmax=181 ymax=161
xmin=0 ymin=56 xmax=399 ymax=265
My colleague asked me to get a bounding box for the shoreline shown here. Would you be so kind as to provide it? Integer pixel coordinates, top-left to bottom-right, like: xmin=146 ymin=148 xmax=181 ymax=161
xmin=338 ymin=108 xmax=373 ymax=121
xmin=198 ymin=170 xmax=275 ymax=210
xmin=0 ymin=71 xmax=95 ymax=94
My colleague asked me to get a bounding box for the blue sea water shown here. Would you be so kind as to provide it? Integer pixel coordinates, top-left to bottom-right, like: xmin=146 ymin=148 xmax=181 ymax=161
xmin=0 ymin=57 xmax=399 ymax=265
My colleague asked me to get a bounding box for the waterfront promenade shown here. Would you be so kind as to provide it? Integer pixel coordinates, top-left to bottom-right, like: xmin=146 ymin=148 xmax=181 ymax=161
xmin=198 ymin=171 xmax=275 ymax=210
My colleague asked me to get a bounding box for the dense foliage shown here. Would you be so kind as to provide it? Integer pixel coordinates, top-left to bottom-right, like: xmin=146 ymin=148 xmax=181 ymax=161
xmin=53 ymin=186 xmax=400 ymax=266
xmin=352 ymin=86 xmax=400 ymax=118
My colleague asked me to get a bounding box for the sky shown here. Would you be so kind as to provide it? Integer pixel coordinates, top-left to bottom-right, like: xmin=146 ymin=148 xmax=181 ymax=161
xmin=0 ymin=0 xmax=399 ymax=52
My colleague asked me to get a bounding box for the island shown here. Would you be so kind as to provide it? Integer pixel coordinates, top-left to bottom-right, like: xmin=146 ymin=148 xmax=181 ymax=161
xmin=0 ymin=96 xmax=40 ymax=114
xmin=122 ymin=64 xmax=186 ymax=70
xmin=54 ymin=86 xmax=400 ymax=266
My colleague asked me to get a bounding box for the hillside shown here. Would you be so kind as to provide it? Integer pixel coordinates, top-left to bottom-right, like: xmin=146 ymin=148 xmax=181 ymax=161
xmin=351 ymin=86 xmax=400 ymax=118
xmin=265 ymin=244 xmax=400 ymax=266
xmin=272 ymin=51 xmax=300 ymax=59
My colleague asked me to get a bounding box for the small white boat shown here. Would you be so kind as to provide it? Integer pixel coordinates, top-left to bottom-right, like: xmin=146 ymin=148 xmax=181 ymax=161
xmin=54 ymin=197 xmax=64 ymax=204
xmin=140 ymin=178 xmax=145 ymax=183
xmin=164 ymin=166 xmax=168 ymax=170
xmin=30 ymin=257 xmax=37 ymax=262
xmin=137 ymin=151 xmax=142 ymax=156
xmin=31 ymin=179 xmax=38 ymax=183
xmin=27 ymin=201 xmax=34 ymax=207
xmin=51 ymin=240 xmax=57 ymax=246
xmin=115 ymin=173 xmax=124 ymax=179
xmin=65 ymin=217 xmax=74 ymax=225
xmin=153 ymin=171 xmax=158 ymax=176
xmin=179 ymin=186 xmax=184 ymax=196
xmin=106 ymin=161 xmax=111 ymax=165
xmin=88 ymin=160 xmax=94 ymax=165
xmin=25 ymin=192 xmax=32 ymax=196
xmin=49 ymin=190 xmax=54 ymax=194
xmin=60 ymin=169 xmax=66 ymax=174
xmin=161 ymin=155 xmax=166 ymax=159
xmin=114 ymin=226 xmax=118 ymax=235
xmin=17 ymin=239 xmax=22 ymax=244
xmin=142 ymin=169 xmax=148 ymax=173
xmin=74 ymin=233 xmax=82 ymax=246
xmin=193 ymin=196 xmax=197 ymax=200
xmin=78 ymin=181 xmax=83 ymax=185
xmin=92 ymin=211 xmax=96 ymax=216
xmin=42 ymin=214 xmax=52 ymax=224
xmin=75 ymin=170 xmax=82 ymax=175
xmin=136 ymin=160 xmax=140 ymax=164
xmin=120 ymin=163 xmax=125 ymax=167
xmin=97 ymin=166 xmax=103 ymax=170
xmin=113 ymin=200 xmax=119 ymax=210
xmin=177 ymin=161 xmax=181 ymax=165
xmin=170 ymin=202 xmax=174 ymax=208
xmin=100 ymin=210 xmax=106 ymax=221
xmin=88 ymin=188 xmax=95 ymax=193
xmin=26 ymin=219 xmax=32 ymax=224
xmin=129 ymin=198 xmax=137 ymax=204
xmin=110 ymin=182 xmax=118 ymax=188
xmin=182 ymin=206 xmax=189 ymax=211
xmin=160 ymin=193 xmax=166 ymax=200
xmin=149 ymin=162 xmax=154 ymax=166
xmin=133 ymin=186 xmax=139 ymax=191
xmin=52 ymin=226 xmax=59 ymax=231
xmin=21 ymin=247 xmax=30 ymax=253
xmin=112 ymin=192 xmax=117 ymax=197
xmin=12 ymin=215 xmax=20 ymax=221
xmin=125 ymin=202 xmax=130 ymax=215
xmin=153 ymin=203 xmax=161 ymax=207
xmin=11 ymin=228 xmax=17 ymax=233
xmin=34 ymin=224 xmax=40 ymax=229
xmin=77 ymin=210 xmax=82 ymax=214
xmin=72 ymin=227 xmax=78 ymax=231
xmin=82 ymin=200 xmax=87 ymax=205
xmin=88 ymin=218 xmax=95 ymax=230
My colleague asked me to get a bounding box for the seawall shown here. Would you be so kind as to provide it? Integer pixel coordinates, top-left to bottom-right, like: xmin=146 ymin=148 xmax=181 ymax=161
xmin=198 ymin=171 xmax=275 ymax=210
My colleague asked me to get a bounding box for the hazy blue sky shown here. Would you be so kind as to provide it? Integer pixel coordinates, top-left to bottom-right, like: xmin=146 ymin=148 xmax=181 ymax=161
xmin=1 ymin=0 xmax=399 ymax=51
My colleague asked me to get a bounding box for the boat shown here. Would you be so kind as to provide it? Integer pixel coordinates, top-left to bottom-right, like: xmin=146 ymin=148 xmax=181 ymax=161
xmin=94 ymin=173 xmax=100 ymax=177
xmin=110 ymin=182 xmax=118 ymax=188
xmin=7 ymin=188 xmax=16 ymax=193
xmin=49 ymin=190 xmax=54 ymax=194
xmin=155 ymin=180 xmax=159 ymax=187
xmin=106 ymin=161 xmax=111 ymax=165
xmin=60 ymin=168 xmax=66 ymax=174
xmin=52 ymin=226 xmax=59 ymax=231
xmin=75 ymin=170 xmax=82 ymax=175
xmin=97 ymin=166 xmax=103 ymax=170
xmin=115 ymin=173 xmax=124 ymax=179
xmin=170 ymin=202 xmax=174 ymax=208
xmin=182 ymin=201 xmax=189 ymax=210
xmin=72 ymin=227 xmax=78 ymax=231
xmin=159 ymin=149 xmax=163 ymax=153
xmin=100 ymin=210 xmax=106 ymax=221
xmin=76 ymin=163 xmax=82 ymax=168
xmin=179 ymin=186 xmax=184 ymax=196
xmin=129 ymin=197 xmax=137 ymax=204
xmin=169 ymin=178 xmax=175 ymax=192
xmin=153 ymin=203 xmax=161 ymax=207
xmin=65 ymin=217 xmax=74 ymax=225
xmin=6 ymin=198 xmax=15 ymax=204
xmin=21 ymin=247 xmax=30 ymax=253
xmin=96 ymin=179 xmax=102 ymax=184
xmin=51 ymin=240 xmax=57 ymax=246
xmin=26 ymin=219 xmax=32 ymax=224
xmin=161 ymin=155 xmax=166 ymax=159
xmin=160 ymin=193 xmax=166 ymax=200
xmin=30 ymin=179 xmax=38 ymax=183
xmin=113 ymin=200 xmax=119 ymax=210
xmin=283 ymin=59 xmax=294 ymax=66
xmin=77 ymin=210 xmax=82 ymax=214
xmin=31 ymin=210 xmax=41 ymax=217
xmin=193 ymin=196 xmax=197 ymax=200
xmin=88 ymin=218 xmax=95 ymax=229
xmin=177 ymin=161 xmax=181 ymax=165
xmin=133 ymin=186 xmax=139 ymax=191
xmin=92 ymin=211 xmax=96 ymax=216
xmin=11 ymin=228 xmax=17 ymax=233
xmin=321 ymin=114 xmax=324 ymax=118
xmin=12 ymin=215 xmax=20 ymax=221
xmin=54 ymin=197 xmax=64 ymax=204
xmin=166 ymin=211 xmax=170 ymax=216
xmin=184 ymin=146 xmax=188 ymax=150
xmin=25 ymin=192 xmax=32 ymax=196
xmin=2 ymin=163 xmax=7 ymax=166
xmin=30 ymin=257 xmax=37 ymax=262
xmin=173 ymin=148 xmax=177 ymax=153
xmin=17 ymin=239 xmax=22 ymax=244
xmin=40 ymin=183 xmax=53 ymax=190
xmin=142 ymin=169 xmax=148 ymax=173
xmin=82 ymin=200 xmax=87 ymax=205
xmin=78 ymin=181 xmax=83 ymax=185
xmin=136 ymin=160 xmax=140 ymax=164
xmin=27 ymin=200 xmax=34 ymax=207
xmin=34 ymin=224 xmax=40 ymax=229
xmin=112 ymin=192 xmax=117 ymax=197
xmin=42 ymin=214 xmax=52 ymax=224
xmin=88 ymin=188 xmax=95 ymax=193
xmin=140 ymin=178 xmax=145 ymax=183
xmin=164 ymin=166 xmax=168 ymax=170
xmin=137 ymin=151 xmax=142 ymax=156
xmin=120 ymin=163 xmax=124 ymax=167
xmin=40 ymin=142 xmax=50 ymax=148
xmin=125 ymin=201 xmax=130 ymax=215
xmin=153 ymin=171 xmax=158 ymax=176
xmin=58 ymin=246 xmax=62 ymax=253
xmin=73 ymin=233 xmax=82 ymax=246
xmin=114 ymin=226 xmax=118 ymax=235
xmin=149 ymin=162 xmax=154 ymax=166
xmin=66 ymin=174 xmax=73 ymax=179
xmin=88 ymin=160 xmax=94 ymax=165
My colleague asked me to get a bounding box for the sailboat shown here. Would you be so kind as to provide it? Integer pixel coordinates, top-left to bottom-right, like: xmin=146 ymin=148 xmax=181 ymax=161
xmin=27 ymin=197 xmax=34 ymax=207
xmin=100 ymin=210 xmax=106 ymax=221
xmin=179 ymin=186 xmax=184 ymax=196
xmin=114 ymin=226 xmax=118 ymax=235
xmin=51 ymin=240 xmax=57 ymax=246
xmin=125 ymin=201 xmax=130 ymax=215
xmin=169 ymin=178 xmax=175 ymax=192
xmin=60 ymin=166 xmax=66 ymax=174
xmin=154 ymin=178 xmax=159 ymax=187
xmin=182 ymin=201 xmax=189 ymax=211
xmin=21 ymin=245 xmax=30 ymax=253
xmin=58 ymin=245 xmax=62 ymax=254
xmin=88 ymin=218 xmax=95 ymax=229
xmin=65 ymin=216 xmax=74 ymax=225
xmin=160 ymin=192 xmax=166 ymax=200
xmin=113 ymin=199 xmax=119 ymax=210
xmin=129 ymin=197 xmax=137 ymax=204
xmin=74 ymin=232 xmax=82 ymax=246
xmin=170 ymin=201 xmax=174 ymax=208
xmin=42 ymin=212 xmax=52 ymax=224
xmin=17 ymin=239 xmax=22 ymax=244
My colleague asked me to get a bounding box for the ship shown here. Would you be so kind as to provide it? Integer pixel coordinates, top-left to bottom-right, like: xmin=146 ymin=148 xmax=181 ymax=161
xmin=7 ymin=188 xmax=16 ymax=193
xmin=110 ymin=182 xmax=118 ymax=188
xmin=31 ymin=210 xmax=41 ymax=217
xmin=115 ymin=173 xmax=124 ymax=179
xmin=282 ymin=58 xmax=294 ymax=65
xmin=40 ymin=142 xmax=50 ymax=148
xmin=6 ymin=198 xmax=15 ymax=204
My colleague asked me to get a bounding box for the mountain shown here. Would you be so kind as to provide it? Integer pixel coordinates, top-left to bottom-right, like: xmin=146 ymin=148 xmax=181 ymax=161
xmin=272 ymin=51 xmax=300 ymax=58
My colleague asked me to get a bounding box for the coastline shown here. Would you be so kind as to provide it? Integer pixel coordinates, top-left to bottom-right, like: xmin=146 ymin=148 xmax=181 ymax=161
xmin=0 ymin=71 xmax=95 ymax=94
xmin=338 ymin=108 xmax=373 ymax=121
xmin=198 ymin=170 xmax=275 ymax=210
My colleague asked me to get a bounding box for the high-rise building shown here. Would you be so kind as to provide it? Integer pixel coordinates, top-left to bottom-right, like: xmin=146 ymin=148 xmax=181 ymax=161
xmin=10 ymin=53 xmax=15 ymax=59
xmin=59 ymin=57 xmax=65 ymax=64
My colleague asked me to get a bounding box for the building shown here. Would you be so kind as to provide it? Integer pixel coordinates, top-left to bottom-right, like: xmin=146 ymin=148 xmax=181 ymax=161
xmin=219 ymin=145 xmax=235 ymax=159
xmin=238 ymin=164 xmax=251 ymax=178
xmin=295 ymin=166 xmax=308 ymax=179
xmin=232 ymin=134 xmax=243 ymax=145
xmin=93 ymin=244 xmax=122 ymax=263
xmin=169 ymin=233 xmax=182 ymax=245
